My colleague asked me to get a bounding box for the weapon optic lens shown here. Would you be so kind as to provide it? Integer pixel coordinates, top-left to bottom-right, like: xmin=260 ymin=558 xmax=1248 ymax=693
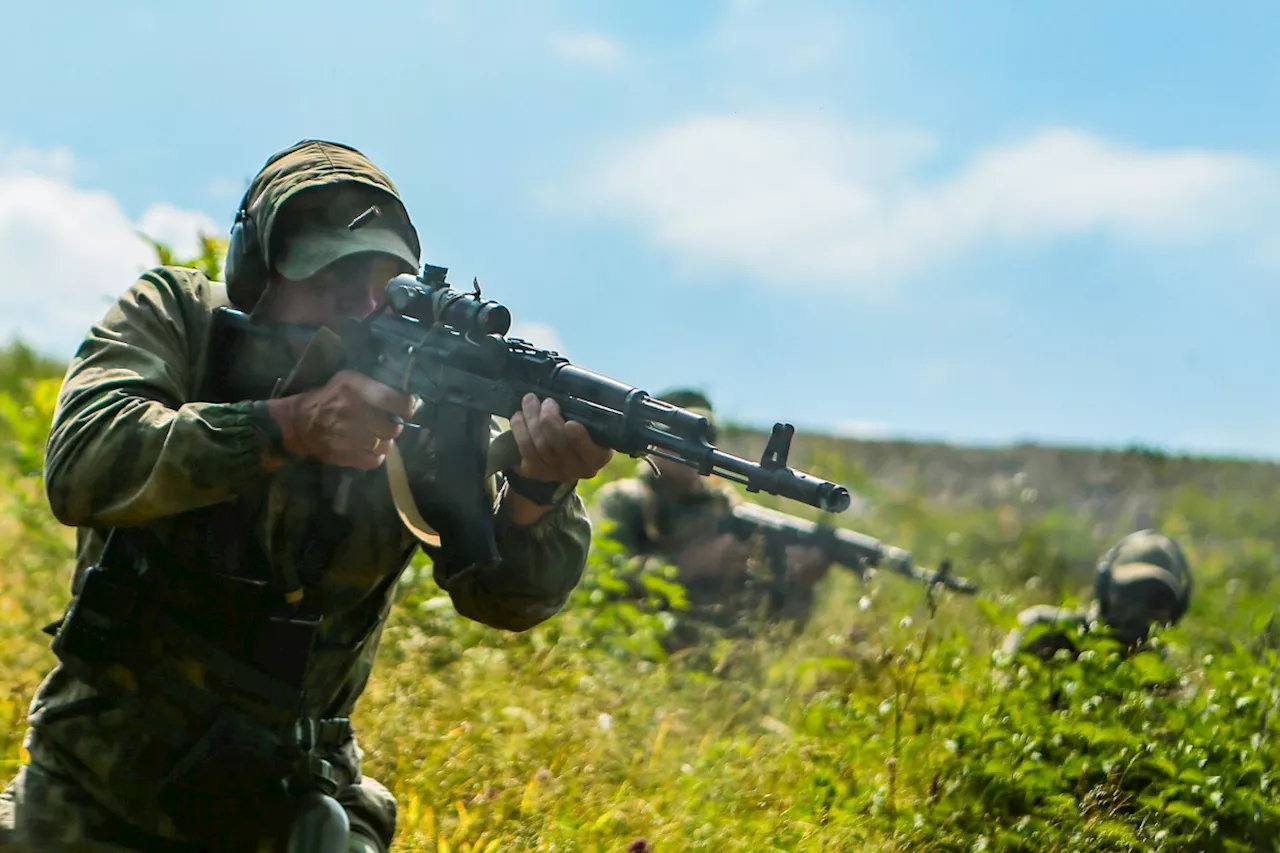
xmin=467 ymin=302 xmax=511 ymax=336
xmin=386 ymin=276 xmax=512 ymax=336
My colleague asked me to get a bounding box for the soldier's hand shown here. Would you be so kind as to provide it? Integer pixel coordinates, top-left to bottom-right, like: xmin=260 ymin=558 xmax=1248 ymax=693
xmin=674 ymin=532 xmax=753 ymax=583
xmin=267 ymin=370 xmax=417 ymax=469
xmin=509 ymin=393 xmax=614 ymax=483
xmin=784 ymin=544 xmax=831 ymax=589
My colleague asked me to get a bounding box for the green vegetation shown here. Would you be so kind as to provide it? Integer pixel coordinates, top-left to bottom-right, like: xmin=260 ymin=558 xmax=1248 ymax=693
xmin=0 ymin=330 xmax=1276 ymax=851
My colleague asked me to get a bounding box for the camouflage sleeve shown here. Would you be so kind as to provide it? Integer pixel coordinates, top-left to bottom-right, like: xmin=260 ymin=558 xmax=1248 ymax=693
xmin=411 ymin=417 xmax=590 ymax=633
xmin=589 ymin=479 xmax=652 ymax=555
xmin=1001 ymin=605 xmax=1085 ymax=660
xmin=44 ymin=267 xmax=271 ymax=528
xmin=431 ymin=480 xmax=592 ymax=632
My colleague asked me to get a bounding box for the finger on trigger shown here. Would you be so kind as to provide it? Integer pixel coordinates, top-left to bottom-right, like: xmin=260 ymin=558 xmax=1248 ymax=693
xmin=355 ymin=373 xmax=414 ymax=417
xmin=360 ymin=407 xmax=404 ymax=441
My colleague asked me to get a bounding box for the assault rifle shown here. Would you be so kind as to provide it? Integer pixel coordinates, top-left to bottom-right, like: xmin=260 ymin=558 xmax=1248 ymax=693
xmin=724 ymin=502 xmax=978 ymax=594
xmin=213 ymin=264 xmax=851 ymax=571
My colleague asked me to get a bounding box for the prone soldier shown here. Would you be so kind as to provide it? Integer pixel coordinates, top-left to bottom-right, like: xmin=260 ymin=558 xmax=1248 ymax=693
xmin=1002 ymin=529 xmax=1193 ymax=660
xmin=592 ymin=389 xmax=831 ymax=635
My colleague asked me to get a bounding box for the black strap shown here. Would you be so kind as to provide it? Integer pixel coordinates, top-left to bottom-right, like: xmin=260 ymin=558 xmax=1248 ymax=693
xmin=152 ymin=613 xmax=304 ymax=715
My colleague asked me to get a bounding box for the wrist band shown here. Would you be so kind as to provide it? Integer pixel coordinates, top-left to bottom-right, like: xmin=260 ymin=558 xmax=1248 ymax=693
xmin=251 ymin=400 xmax=296 ymax=464
xmin=502 ymin=468 xmax=576 ymax=507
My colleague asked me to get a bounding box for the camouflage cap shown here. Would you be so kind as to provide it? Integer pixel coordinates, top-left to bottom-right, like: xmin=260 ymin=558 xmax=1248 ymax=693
xmin=271 ymin=183 xmax=419 ymax=281
xmin=1105 ymin=529 xmax=1193 ymax=607
xmin=243 ymin=140 xmax=421 ymax=280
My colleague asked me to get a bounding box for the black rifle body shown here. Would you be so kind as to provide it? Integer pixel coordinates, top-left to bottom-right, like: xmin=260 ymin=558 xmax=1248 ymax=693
xmin=214 ymin=266 xmax=852 ymax=571
xmin=724 ymin=502 xmax=977 ymax=594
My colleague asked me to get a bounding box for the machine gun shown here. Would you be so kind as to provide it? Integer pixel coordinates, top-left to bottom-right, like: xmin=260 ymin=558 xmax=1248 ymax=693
xmin=723 ymin=502 xmax=977 ymax=594
xmin=213 ymin=263 xmax=851 ymax=571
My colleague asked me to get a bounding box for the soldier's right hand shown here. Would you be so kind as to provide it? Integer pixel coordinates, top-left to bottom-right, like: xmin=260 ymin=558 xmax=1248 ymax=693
xmin=266 ymin=370 xmax=417 ymax=469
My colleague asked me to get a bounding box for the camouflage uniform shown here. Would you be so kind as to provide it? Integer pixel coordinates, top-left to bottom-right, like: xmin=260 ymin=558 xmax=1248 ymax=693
xmin=593 ymin=463 xmax=754 ymax=626
xmin=1000 ymin=603 xmax=1096 ymax=661
xmin=1 ymin=144 xmax=591 ymax=853
xmin=1002 ymin=530 xmax=1192 ymax=660
xmin=591 ymin=390 xmax=815 ymax=636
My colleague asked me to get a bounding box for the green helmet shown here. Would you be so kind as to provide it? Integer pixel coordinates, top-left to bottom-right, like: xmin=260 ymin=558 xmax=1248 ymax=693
xmin=1094 ymin=530 xmax=1193 ymax=641
xmin=657 ymin=387 xmax=717 ymax=442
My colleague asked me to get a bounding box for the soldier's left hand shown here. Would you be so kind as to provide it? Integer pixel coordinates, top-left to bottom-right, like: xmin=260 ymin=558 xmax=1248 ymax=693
xmin=784 ymin=544 xmax=831 ymax=589
xmin=510 ymin=393 xmax=614 ymax=483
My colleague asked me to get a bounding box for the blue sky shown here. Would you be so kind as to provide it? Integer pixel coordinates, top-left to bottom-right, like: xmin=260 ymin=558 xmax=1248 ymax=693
xmin=2 ymin=1 xmax=1278 ymax=457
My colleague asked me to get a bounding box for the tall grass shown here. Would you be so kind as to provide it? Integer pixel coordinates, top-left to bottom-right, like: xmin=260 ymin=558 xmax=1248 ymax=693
xmin=1 ymin=343 xmax=1276 ymax=852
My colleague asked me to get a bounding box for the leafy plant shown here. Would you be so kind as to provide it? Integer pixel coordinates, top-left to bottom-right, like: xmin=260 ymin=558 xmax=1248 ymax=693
xmin=1 ymin=344 xmax=1277 ymax=851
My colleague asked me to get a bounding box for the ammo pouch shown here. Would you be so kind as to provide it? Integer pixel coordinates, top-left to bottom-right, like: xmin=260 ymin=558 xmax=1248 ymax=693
xmin=49 ymin=564 xmax=139 ymax=683
xmin=155 ymin=709 xmax=296 ymax=850
xmin=153 ymin=711 xmax=354 ymax=853
xmin=48 ymin=532 xmax=358 ymax=852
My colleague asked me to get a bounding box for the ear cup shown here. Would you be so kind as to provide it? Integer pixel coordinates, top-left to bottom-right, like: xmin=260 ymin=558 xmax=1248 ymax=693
xmin=225 ymin=203 xmax=270 ymax=310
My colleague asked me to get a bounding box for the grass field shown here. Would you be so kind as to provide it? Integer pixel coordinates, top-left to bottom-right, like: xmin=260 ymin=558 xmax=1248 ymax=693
xmin=1 ymin=344 xmax=1277 ymax=852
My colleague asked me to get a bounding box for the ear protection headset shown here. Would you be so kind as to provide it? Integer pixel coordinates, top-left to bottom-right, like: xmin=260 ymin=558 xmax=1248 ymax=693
xmin=224 ymin=140 xmax=370 ymax=312
xmin=224 ymin=182 xmax=269 ymax=311
xmin=1093 ymin=532 xmax=1192 ymax=624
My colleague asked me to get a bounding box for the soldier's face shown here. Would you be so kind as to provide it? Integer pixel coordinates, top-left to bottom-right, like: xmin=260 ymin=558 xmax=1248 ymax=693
xmin=1105 ymin=580 xmax=1178 ymax=643
xmin=263 ymin=255 xmax=404 ymax=329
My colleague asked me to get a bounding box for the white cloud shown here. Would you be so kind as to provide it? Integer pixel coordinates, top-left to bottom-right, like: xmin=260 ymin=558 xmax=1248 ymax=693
xmin=0 ymin=144 xmax=75 ymax=179
xmin=507 ymin=320 xmax=565 ymax=357
xmin=0 ymin=147 xmax=218 ymax=358
xmin=137 ymin=202 xmax=220 ymax=259
xmin=550 ymin=32 xmax=623 ymax=65
xmin=576 ymin=116 xmax=1267 ymax=288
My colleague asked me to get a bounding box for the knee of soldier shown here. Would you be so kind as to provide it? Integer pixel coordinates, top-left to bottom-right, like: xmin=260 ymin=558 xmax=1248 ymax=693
xmin=338 ymin=776 xmax=396 ymax=853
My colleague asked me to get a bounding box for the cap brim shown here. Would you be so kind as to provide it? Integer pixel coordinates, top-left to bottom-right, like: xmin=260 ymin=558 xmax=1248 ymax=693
xmin=1111 ymin=562 xmax=1184 ymax=592
xmin=274 ymin=222 xmax=419 ymax=281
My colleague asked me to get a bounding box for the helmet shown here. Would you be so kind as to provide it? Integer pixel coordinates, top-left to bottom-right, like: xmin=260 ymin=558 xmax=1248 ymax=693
xmin=224 ymin=140 xmax=421 ymax=311
xmin=1094 ymin=530 xmax=1193 ymax=641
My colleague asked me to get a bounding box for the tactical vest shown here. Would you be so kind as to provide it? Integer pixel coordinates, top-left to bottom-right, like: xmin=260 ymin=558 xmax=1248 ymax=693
xmin=43 ymin=305 xmax=416 ymax=849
